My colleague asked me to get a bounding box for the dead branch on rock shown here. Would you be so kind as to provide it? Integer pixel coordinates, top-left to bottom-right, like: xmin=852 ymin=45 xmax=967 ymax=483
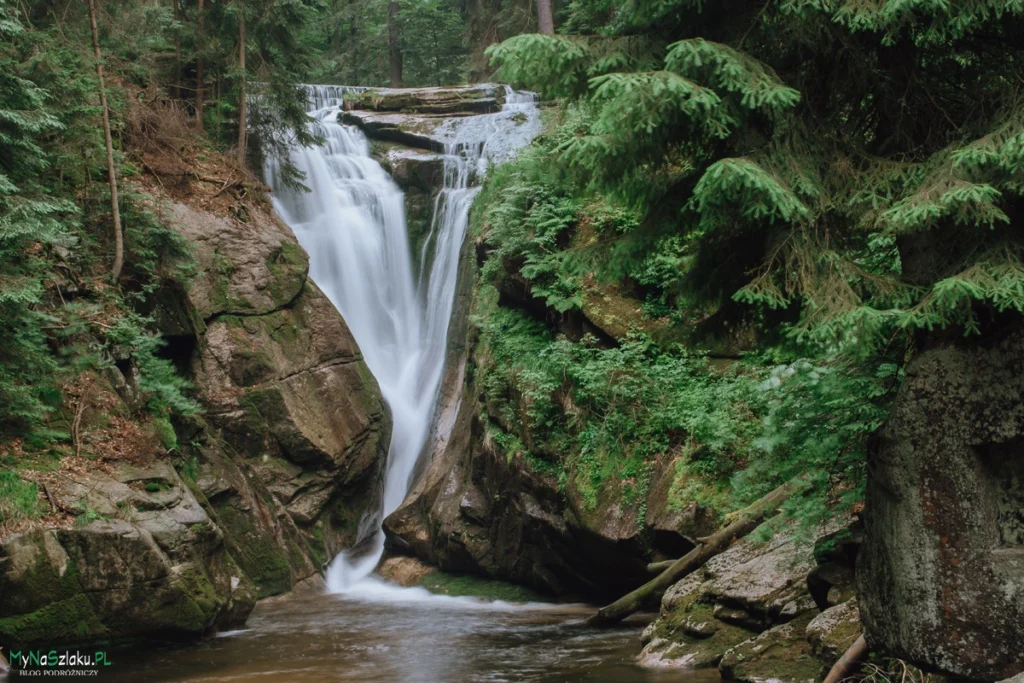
xmin=587 ymin=477 xmax=806 ymax=627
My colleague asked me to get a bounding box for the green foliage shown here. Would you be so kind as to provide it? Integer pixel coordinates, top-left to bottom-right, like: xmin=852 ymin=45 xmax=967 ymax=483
xmin=303 ymin=0 xmax=470 ymax=87
xmin=105 ymin=314 xmax=199 ymax=416
xmin=665 ymin=39 xmax=800 ymax=118
xmin=475 ymin=299 xmax=766 ymax=513
xmin=0 ymin=470 xmax=46 ymax=524
xmin=73 ymin=504 xmax=108 ymax=528
xmin=0 ymin=2 xmax=200 ymax=444
xmin=735 ymin=356 xmax=897 ymax=531
xmin=488 ymin=0 xmax=1024 ymax=349
xmin=0 ymin=0 xmax=76 ymax=427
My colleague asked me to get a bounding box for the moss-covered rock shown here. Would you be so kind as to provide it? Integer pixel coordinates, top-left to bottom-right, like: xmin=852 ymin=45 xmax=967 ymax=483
xmin=343 ymin=84 xmax=507 ymax=115
xmin=0 ymin=462 xmax=254 ymax=648
xmin=416 ymin=570 xmax=547 ymax=602
xmin=718 ymin=613 xmax=820 ymax=683
xmin=805 ymin=599 xmax=861 ymax=674
xmin=0 ymin=595 xmax=107 ymax=645
xmin=637 ymin=533 xmax=824 ymax=673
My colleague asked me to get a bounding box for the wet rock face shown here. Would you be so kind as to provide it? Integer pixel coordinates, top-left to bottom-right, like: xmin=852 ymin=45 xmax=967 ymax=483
xmin=858 ymin=323 xmax=1024 ymax=680
xmin=165 ymin=198 xmax=390 ymax=597
xmin=0 ymin=462 xmax=255 ymax=646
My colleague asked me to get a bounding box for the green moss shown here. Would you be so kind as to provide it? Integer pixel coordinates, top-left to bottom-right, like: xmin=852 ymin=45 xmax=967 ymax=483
xmin=307 ymin=521 xmax=328 ymax=568
xmin=719 ymin=614 xmax=820 ymax=682
xmin=0 ymin=546 xmax=84 ymax=617
xmin=264 ymin=242 xmax=307 ymax=308
xmin=146 ymin=565 xmax=222 ymax=634
xmin=0 ymin=594 xmax=107 ymax=646
xmin=212 ymin=501 xmax=293 ymax=598
xmin=150 ymin=416 xmax=178 ymax=451
xmin=415 ymin=571 xmax=546 ymax=603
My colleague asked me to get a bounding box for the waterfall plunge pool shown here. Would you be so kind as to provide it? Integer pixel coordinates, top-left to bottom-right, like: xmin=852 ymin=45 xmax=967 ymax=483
xmin=103 ymin=592 xmax=719 ymax=682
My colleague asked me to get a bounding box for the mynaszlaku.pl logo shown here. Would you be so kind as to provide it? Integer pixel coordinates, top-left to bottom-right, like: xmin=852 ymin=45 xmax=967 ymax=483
xmin=2 ymin=647 xmax=111 ymax=676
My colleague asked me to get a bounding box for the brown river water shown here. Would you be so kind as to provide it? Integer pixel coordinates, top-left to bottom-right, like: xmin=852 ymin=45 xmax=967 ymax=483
xmin=95 ymin=591 xmax=720 ymax=683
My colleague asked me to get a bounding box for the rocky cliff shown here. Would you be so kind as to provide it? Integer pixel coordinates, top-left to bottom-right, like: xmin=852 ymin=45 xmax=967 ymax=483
xmin=0 ymin=167 xmax=390 ymax=647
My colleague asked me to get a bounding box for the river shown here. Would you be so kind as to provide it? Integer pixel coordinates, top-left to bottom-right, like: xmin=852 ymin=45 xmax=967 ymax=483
xmin=104 ymin=593 xmax=716 ymax=683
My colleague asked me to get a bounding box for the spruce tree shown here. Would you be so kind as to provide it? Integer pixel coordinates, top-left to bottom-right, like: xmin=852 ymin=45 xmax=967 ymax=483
xmin=0 ymin=0 xmax=74 ymax=427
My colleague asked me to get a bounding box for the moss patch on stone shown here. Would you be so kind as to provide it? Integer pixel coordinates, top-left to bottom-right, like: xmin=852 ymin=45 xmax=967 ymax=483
xmin=148 ymin=565 xmax=222 ymax=635
xmin=0 ymin=594 xmax=108 ymax=646
xmin=264 ymin=241 xmax=307 ymax=308
xmin=415 ymin=571 xmax=546 ymax=603
xmin=719 ymin=613 xmax=820 ymax=683
xmin=213 ymin=502 xmax=293 ymax=598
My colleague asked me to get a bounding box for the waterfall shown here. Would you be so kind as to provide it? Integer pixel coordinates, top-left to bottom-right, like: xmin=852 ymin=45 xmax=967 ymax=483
xmin=265 ymin=85 xmax=540 ymax=595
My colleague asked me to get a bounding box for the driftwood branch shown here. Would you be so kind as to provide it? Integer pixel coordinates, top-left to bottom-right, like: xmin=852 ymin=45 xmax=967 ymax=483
xmin=586 ymin=478 xmax=805 ymax=627
xmin=823 ymin=634 xmax=868 ymax=683
xmin=647 ymin=559 xmax=674 ymax=573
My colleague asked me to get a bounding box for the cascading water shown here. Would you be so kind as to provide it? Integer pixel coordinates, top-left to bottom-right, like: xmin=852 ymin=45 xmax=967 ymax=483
xmin=266 ymin=85 xmax=540 ymax=596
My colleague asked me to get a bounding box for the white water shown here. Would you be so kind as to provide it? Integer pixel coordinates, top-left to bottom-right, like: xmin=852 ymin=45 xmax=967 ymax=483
xmin=266 ymin=85 xmax=540 ymax=598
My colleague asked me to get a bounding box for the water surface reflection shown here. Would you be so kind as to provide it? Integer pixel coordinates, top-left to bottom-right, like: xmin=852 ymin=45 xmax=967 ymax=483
xmin=106 ymin=593 xmax=719 ymax=682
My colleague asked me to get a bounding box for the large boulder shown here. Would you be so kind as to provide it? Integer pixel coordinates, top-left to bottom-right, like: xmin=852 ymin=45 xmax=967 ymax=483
xmin=858 ymin=322 xmax=1024 ymax=680
xmin=718 ymin=613 xmax=820 ymax=683
xmin=805 ymin=599 xmax=861 ymax=673
xmin=0 ymin=461 xmax=255 ymax=646
xmin=638 ymin=533 xmax=819 ymax=672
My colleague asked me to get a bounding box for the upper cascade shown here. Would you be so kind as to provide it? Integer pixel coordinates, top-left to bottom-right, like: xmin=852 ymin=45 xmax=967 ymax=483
xmin=265 ymin=83 xmax=540 ymax=597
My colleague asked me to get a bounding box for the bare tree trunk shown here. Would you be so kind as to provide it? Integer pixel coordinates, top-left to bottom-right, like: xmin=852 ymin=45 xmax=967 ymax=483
xmin=586 ymin=478 xmax=805 ymax=627
xmin=348 ymin=0 xmax=360 ymax=84
xmin=388 ymin=1 xmax=402 ymax=88
xmin=823 ymin=635 xmax=868 ymax=683
xmin=536 ymin=0 xmax=554 ymax=35
xmin=431 ymin=24 xmax=440 ymax=86
xmin=237 ymin=1 xmax=247 ymax=165
xmin=195 ymin=0 xmax=205 ymax=132
xmin=172 ymin=0 xmax=182 ymax=97
xmin=87 ymin=0 xmax=123 ymax=282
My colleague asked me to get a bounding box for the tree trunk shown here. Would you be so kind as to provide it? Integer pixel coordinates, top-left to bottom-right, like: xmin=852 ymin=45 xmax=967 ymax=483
xmin=388 ymin=1 xmax=402 ymax=88
xmin=586 ymin=478 xmax=805 ymax=627
xmin=348 ymin=0 xmax=360 ymax=84
xmin=236 ymin=1 xmax=247 ymax=165
xmin=87 ymin=0 xmax=123 ymax=282
xmin=823 ymin=635 xmax=868 ymax=683
xmin=195 ymin=0 xmax=205 ymax=132
xmin=536 ymin=0 xmax=554 ymax=35
xmin=172 ymin=0 xmax=182 ymax=98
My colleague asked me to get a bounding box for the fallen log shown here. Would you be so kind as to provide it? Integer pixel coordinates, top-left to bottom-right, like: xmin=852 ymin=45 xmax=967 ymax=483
xmin=586 ymin=478 xmax=805 ymax=627
xmin=646 ymin=560 xmax=674 ymax=573
xmin=823 ymin=634 xmax=868 ymax=683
